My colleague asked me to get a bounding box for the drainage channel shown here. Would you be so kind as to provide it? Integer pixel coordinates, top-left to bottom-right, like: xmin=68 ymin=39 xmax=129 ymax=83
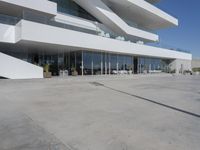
xmin=90 ymin=82 xmax=200 ymax=119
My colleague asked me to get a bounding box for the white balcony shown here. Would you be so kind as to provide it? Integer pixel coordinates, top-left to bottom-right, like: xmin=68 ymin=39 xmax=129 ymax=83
xmin=74 ymin=0 xmax=159 ymax=42
xmin=0 ymin=0 xmax=57 ymax=17
xmin=15 ymin=20 xmax=191 ymax=60
xmin=54 ymin=13 xmax=98 ymax=32
xmin=103 ymin=0 xmax=178 ymax=29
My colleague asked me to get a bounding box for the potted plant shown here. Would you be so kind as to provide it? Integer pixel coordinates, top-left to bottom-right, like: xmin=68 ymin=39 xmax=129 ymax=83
xmin=43 ymin=64 xmax=52 ymax=78
xmin=71 ymin=67 xmax=78 ymax=76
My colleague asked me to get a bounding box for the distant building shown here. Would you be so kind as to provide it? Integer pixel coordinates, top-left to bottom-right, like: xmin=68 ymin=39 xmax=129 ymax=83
xmin=0 ymin=0 xmax=192 ymax=79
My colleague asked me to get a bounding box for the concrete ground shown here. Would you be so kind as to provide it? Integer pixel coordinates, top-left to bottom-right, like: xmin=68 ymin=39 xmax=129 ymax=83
xmin=0 ymin=74 xmax=200 ymax=150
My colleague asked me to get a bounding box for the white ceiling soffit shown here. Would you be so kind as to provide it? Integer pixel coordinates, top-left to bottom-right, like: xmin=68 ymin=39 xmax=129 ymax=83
xmin=0 ymin=0 xmax=57 ymax=17
xmin=104 ymin=0 xmax=178 ymax=30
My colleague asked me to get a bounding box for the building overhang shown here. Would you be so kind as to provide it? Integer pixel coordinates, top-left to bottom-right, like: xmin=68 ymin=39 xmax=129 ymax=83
xmin=74 ymin=0 xmax=159 ymax=42
xmin=0 ymin=0 xmax=57 ymax=18
xmin=12 ymin=20 xmax=190 ymax=60
xmin=103 ymin=0 xmax=178 ymax=30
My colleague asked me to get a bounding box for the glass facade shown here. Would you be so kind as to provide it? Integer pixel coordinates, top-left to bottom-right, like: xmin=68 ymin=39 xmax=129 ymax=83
xmin=81 ymin=51 xmax=135 ymax=75
xmin=125 ymin=56 xmax=133 ymax=71
xmin=110 ymin=54 xmax=117 ymax=74
xmin=138 ymin=57 xmax=169 ymax=73
xmin=93 ymin=52 xmax=102 ymax=75
xmin=0 ymin=44 xmax=171 ymax=76
xmin=83 ymin=51 xmax=92 ymax=75
xmin=118 ymin=55 xmax=124 ymax=71
xmin=102 ymin=53 xmax=109 ymax=74
xmin=118 ymin=55 xmax=133 ymax=74
xmin=83 ymin=52 xmax=134 ymax=75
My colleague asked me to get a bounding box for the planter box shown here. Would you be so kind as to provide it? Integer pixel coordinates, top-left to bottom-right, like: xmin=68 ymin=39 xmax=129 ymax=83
xmin=43 ymin=72 xmax=52 ymax=78
xmin=72 ymin=71 xmax=78 ymax=76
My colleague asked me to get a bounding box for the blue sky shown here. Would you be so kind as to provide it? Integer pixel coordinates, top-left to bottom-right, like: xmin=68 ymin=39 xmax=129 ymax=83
xmin=155 ymin=0 xmax=200 ymax=58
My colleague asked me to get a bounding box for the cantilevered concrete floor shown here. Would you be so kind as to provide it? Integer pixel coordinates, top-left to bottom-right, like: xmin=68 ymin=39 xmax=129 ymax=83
xmin=0 ymin=75 xmax=200 ymax=150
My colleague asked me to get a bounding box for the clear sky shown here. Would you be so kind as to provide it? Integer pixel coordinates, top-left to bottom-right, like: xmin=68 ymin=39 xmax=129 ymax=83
xmin=155 ymin=0 xmax=200 ymax=58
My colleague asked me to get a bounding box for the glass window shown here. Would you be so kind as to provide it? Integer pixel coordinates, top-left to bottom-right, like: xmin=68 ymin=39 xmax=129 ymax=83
xmin=47 ymin=54 xmax=59 ymax=76
xmin=146 ymin=58 xmax=151 ymax=72
xmin=58 ymin=52 xmax=64 ymax=71
xmin=93 ymin=52 xmax=102 ymax=75
xmin=118 ymin=55 xmax=124 ymax=71
xmin=138 ymin=57 xmax=165 ymax=73
xmin=64 ymin=52 xmax=70 ymax=71
xmin=69 ymin=52 xmax=76 ymax=75
xmin=83 ymin=51 xmax=92 ymax=75
xmin=125 ymin=56 xmax=133 ymax=73
xmin=161 ymin=59 xmax=171 ymax=73
xmin=76 ymin=51 xmax=82 ymax=75
xmin=117 ymin=55 xmax=133 ymax=74
xmin=110 ymin=54 xmax=117 ymax=74
xmin=102 ymin=53 xmax=109 ymax=74
xmin=139 ymin=57 xmax=145 ymax=73
xmin=155 ymin=59 xmax=161 ymax=70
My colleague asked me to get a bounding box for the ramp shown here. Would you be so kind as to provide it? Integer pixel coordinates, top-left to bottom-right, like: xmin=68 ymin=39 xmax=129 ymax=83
xmin=0 ymin=52 xmax=43 ymax=79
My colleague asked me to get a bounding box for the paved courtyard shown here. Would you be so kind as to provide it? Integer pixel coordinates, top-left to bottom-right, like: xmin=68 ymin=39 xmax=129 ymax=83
xmin=0 ymin=75 xmax=200 ymax=150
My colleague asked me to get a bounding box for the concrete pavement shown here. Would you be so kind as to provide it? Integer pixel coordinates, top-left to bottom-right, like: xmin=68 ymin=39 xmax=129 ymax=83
xmin=0 ymin=74 xmax=200 ymax=150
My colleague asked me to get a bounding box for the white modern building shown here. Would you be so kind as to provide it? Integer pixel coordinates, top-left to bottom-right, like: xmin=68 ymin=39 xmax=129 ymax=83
xmin=0 ymin=0 xmax=192 ymax=79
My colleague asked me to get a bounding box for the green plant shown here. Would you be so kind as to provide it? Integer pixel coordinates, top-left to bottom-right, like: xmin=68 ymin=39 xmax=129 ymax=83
xmin=44 ymin=64 xmax=49 ymax=73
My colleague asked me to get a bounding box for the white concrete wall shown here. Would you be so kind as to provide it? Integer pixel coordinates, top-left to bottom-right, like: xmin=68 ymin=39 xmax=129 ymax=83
xmin=0 ymin=52 xmax=43 ymax=79
xmin=0 ymin=0 xmax=57 ymax=16
xmin=18 ymin=20 xmax=192 ymax=61
xmin=15 ymin=21 xmax=22 ymax=42
xmin=169 ymin=59 xmax=192 ymax=74
xmin=0 ymin=23 xmax=15 ymax=43
xmin=54 ymin=14 xmax=98 ymax=32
